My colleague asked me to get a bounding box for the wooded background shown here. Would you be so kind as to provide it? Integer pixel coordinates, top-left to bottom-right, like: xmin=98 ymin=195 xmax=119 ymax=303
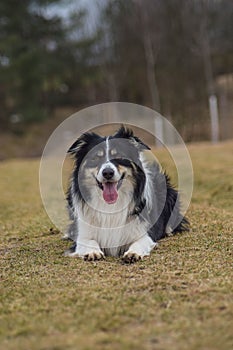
xmin=0 ymin=0 xmax=232 ymax=155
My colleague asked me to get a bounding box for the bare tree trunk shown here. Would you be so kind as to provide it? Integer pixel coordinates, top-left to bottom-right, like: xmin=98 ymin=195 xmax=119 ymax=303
xmin=135 ymin=0 xmax=160 ymax=111
xmin=143 ymin=30 xmax=161 ymax=111
xmin=134 ymin=0 xmax=163 ymax=146
xmin=199 ymin=0 xmax=219 ymax=143
xmin=107 ymin=71 xmax=119 ymax=101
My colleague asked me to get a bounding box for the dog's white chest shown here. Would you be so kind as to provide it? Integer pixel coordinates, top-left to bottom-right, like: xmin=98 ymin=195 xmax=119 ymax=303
xmin=78 ymin=206 xmax=148 ymax=256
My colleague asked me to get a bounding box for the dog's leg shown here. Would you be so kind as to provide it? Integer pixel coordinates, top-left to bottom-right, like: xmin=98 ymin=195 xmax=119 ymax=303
xmin=65 ymin=238 xmax=105 ymax=261
xmin=122 ymin=235 xmax=157 ymax=263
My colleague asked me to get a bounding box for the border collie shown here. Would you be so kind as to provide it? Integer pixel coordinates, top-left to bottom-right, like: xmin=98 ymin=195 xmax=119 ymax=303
xmin=65 ymin=126 xmax=189 ymax=263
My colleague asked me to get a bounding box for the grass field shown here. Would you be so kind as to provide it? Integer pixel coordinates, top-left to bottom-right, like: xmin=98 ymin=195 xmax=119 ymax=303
xmin=0 ymin=141 xmax=232 ymax=350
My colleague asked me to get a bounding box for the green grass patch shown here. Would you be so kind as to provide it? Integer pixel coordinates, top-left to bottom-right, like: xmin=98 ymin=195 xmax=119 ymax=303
xmin=0 ymin=142 xmax=233 ymax=350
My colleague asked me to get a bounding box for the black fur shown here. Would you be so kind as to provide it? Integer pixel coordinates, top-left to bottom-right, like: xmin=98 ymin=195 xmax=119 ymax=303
xmin=68 ymin=132 xmax=105 ymax=205
xmin=110 ymin=158 xmax=146 ymax=216
xmin=147 ymin=171 xmax=189 ymax=242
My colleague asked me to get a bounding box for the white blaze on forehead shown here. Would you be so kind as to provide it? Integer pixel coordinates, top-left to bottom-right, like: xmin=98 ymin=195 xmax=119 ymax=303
xmin=106 ymin=136 xmax=110 ymax=161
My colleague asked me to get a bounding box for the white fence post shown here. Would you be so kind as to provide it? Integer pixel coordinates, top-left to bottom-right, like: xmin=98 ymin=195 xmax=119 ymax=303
xmin=209 ymin=94 xmax=219 ymax=143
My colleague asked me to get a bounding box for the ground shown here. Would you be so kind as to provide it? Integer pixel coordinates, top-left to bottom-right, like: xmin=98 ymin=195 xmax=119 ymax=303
xmin=0 ymin=141 xmax=232 ymax=350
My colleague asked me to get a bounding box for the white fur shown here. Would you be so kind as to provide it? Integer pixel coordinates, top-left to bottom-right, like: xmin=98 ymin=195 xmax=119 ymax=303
xmin=139 ymin=152 xmax=155 ymax=212
xmin=124 ymin=235 xmax=157 ymax=257
xmin=74 ymin=218 xmax=150 ymax=258
xmin=165 ymin=225 xmax=173 ymax=235
xmin=106 ymin=136 xmax=110 ymax=161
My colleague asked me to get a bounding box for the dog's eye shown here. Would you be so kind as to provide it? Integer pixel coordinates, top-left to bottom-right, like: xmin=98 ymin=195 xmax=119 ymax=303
xmin=95 ymin=150 xmax=104 ymax=158
xmin=86 ymin=159 xmax=98 ymax=168
xmin=111 ymin=153 xmax=123 ymax=159
xmin=85 ymin=153 xmax=103 ymax=167
xmin=110 ymin=149 xmax=117 ymax=156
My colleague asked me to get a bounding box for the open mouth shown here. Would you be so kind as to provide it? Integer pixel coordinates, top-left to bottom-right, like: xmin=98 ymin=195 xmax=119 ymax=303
xmin=96 ymin=173 xmax=125 ymax=204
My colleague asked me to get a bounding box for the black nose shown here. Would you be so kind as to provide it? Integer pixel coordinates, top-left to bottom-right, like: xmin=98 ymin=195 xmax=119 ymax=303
xmin=102 ymin=167 xmax=114 ymax=180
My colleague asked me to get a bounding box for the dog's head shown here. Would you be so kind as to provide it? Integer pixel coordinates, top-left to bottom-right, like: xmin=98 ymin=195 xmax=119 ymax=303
xmin=68 ymin=126 xmax=150 ymax=208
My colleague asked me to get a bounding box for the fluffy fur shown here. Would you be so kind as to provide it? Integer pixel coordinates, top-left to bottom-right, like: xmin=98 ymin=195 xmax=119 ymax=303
xmin=65 ymin=126 xmax=189 ymax=263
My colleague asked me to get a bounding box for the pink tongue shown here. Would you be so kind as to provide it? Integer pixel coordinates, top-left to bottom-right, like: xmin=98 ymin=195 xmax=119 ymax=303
xmin=102 ymin=182 xmax=118 ymax=204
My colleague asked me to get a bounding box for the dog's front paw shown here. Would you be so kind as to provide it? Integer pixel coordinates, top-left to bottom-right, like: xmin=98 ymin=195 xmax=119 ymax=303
xmin=64 ymin=250 xmax=80 ymax=257
xmin=84 ymin=251 xmax=105 ymax=261
xmin=122 ymin=252 xmax=142 ymax=264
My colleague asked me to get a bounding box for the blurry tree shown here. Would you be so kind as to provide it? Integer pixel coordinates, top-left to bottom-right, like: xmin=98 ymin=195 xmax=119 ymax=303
xmin=0 ymin=0 xmax=98 ymax=129
xmin=181 ymin=0 xmax=233 ymax=139
xmin=98 ymin=0 xmax=233 ymax=140
xmin=98 ymin=0 xmax=148 ymax=103
xmin=0 ymin=0 xmax=232 ymax=141
xmin=0 ymin=0 xmax=63 ymax=126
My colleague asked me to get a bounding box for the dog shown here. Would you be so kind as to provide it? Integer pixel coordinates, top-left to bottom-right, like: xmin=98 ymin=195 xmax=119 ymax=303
xmin=65 ymin=126 xmax=189 ymax=263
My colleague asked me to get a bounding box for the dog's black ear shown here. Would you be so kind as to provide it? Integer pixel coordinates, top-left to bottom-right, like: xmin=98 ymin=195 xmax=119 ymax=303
xmin=114 ymin=125 xmax=134 ymax=139
xmin=67 ymin=136 xmax=86 ymax=155
xmin=132 ymin=135 xmax=151 ymax=151
xmin=67 ymin=132 xmax=101 ymax=155
xmin=114 ymin=125 xmax=151 ymax=151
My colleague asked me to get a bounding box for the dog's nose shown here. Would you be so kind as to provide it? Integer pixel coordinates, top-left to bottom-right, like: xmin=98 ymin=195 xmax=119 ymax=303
xmin=102 ymin=167 xmax=114 ymax=180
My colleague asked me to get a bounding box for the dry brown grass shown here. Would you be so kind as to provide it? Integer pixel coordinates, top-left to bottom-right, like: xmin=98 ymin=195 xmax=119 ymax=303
xmin=0 ymin=141 xmax=233 ymax=350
